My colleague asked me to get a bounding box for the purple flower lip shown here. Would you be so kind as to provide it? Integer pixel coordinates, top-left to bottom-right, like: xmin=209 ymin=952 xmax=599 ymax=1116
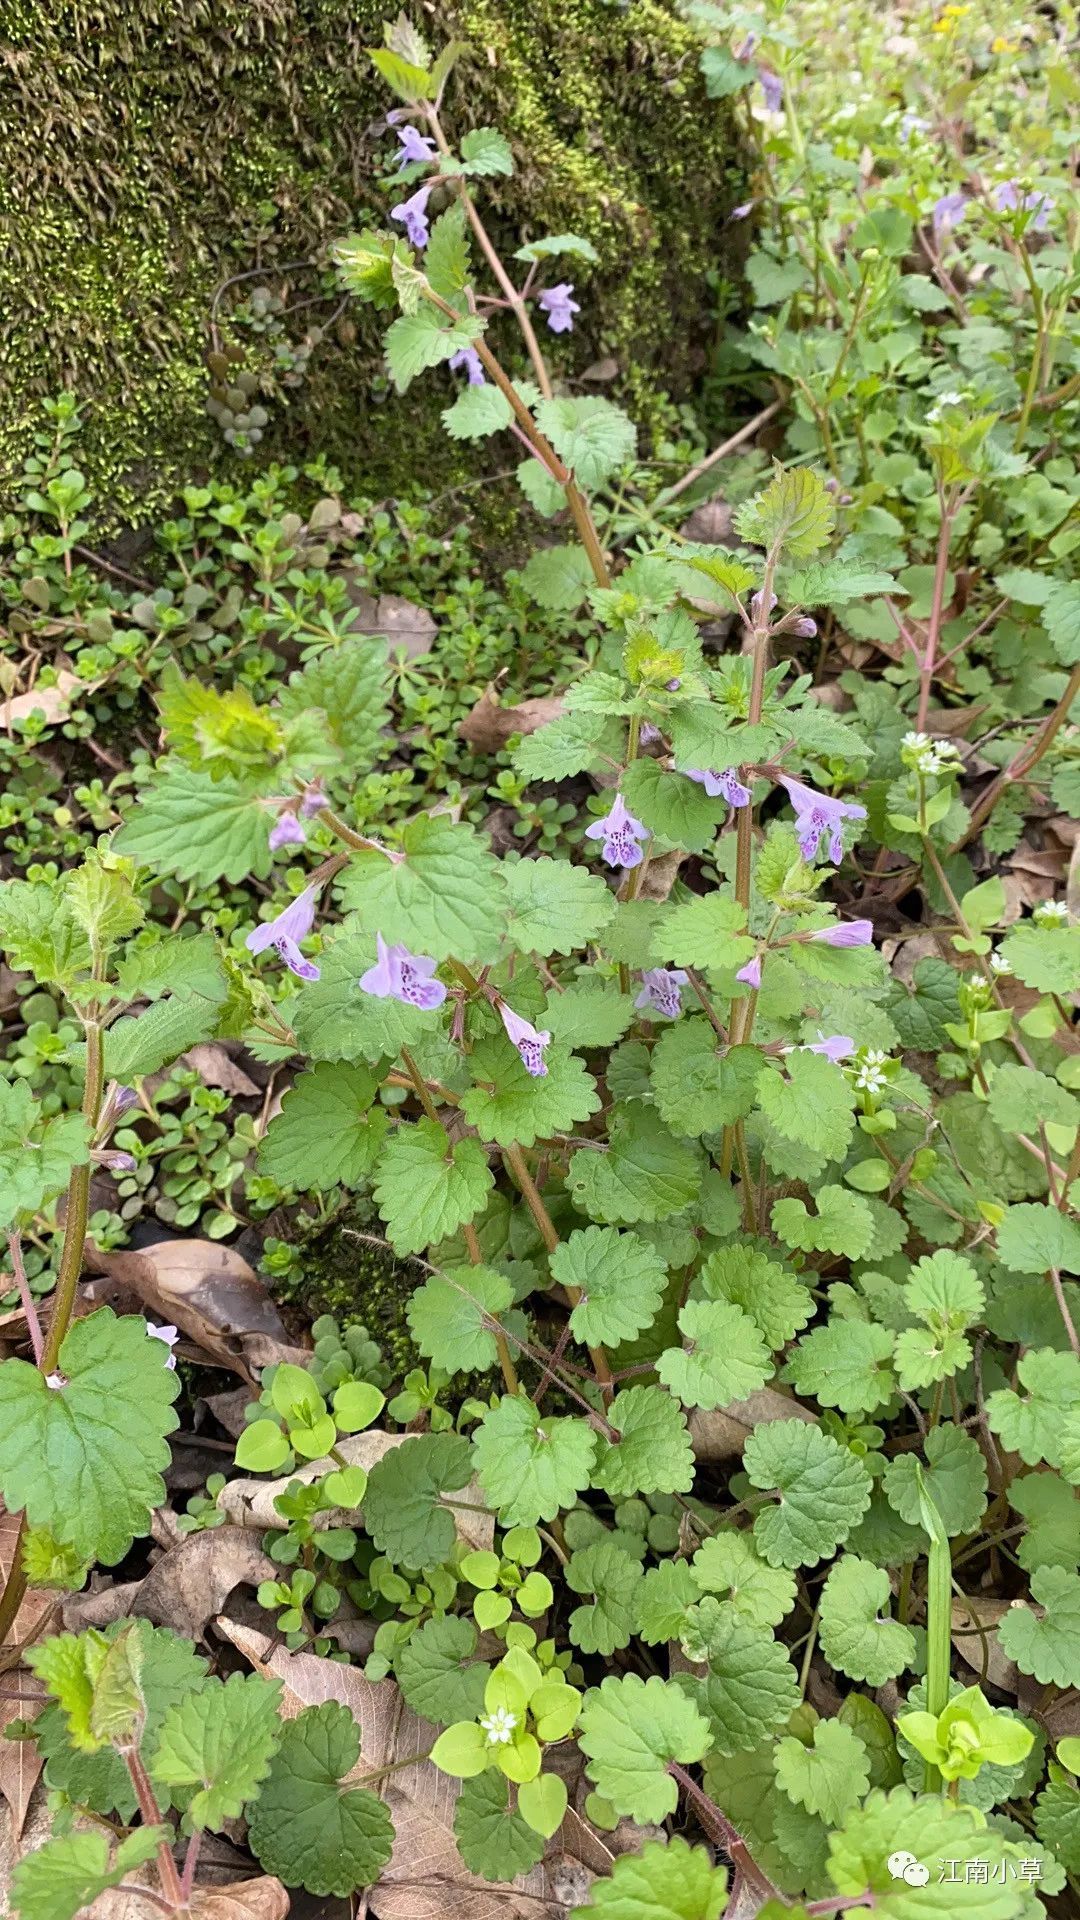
xmin=780 ymin=775 xmax=867 ymax=865
xmin=498 ymin=1001 xmax=551 ymax=1077
xmin=759 ymin=66 xmax=783 ymax=112
xmin=390 ymin=183 xmax=433 ymax=249
xmin=584 ymin=792 xmax=649 ymax=870
xmin=298 ymin=785 xmax=327 ymax=820
xmin=395 ymin=125 xmax=437 ymax=169
xmin=246 ymin=883 xmax=321 ymax=982
xmin=359 ymin=932 xmax=446 ymax=1010
xmin=147 ymin=1322 xmax=179 ymax=1370
xmin=791 ymin=1033 xmax=855 ymax=1063
xmin=635 ymin=967 xmax=689 ymax=1020
xmin=735 ymin=954 xmax=762 ymax=989
xmin=932 ymin=191 xmax=967 ymax=242
xmin=538 ymin=283 xmax=580 ymax=335
xmin=449 ymin=345 xmax=485 ymax=386
xmin=809 ymin=919 xmax=874 ymax=949
xmin=684 ymin=767 xmax=752 ymax=808
xmin=268 ymin=810 xmax=306 ymax=852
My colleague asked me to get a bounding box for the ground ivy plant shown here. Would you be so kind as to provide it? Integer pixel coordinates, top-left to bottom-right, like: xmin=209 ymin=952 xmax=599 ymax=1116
xmin=2 ymin=12 xmax=1080 ymax=1920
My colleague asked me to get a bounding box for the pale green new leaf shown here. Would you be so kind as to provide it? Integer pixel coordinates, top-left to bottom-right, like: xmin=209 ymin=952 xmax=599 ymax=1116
xmin=10 ymin=1827 xmax=171 ymax=1920
xmin=459 ymin=127 xmax=514 ymax=176
xmin=635 ymin=1561 xmax=699 ymax=1646
xmin=743 ymin=1419 xmax=873 ymax=1568
xmin=0 ymin=1309 xmax=179 ymax=1564
xmin=406 ymin=1265 xmax=514 ymax=1373
xmin=519 ymin=544 xmax=593 ymax=609
xmin=277 ymin=638 xmax=390 ymax=766
xmin=827 ymin=1785 xmax=1027 ymax=1917
xmin=700 ymin=1244 xmax=813 ymax=1349
xmin=578 ymin=1674 xmax=711 ymax=1822
xmin=258 ymin=1063 xmax=388 ymax=1190
xmin=818 ymin=1556 xmax=917 ymax=1685
xmin=152 ymin=1672 xmax=282 ymax=1830
xmin=1042 ymin=579 xmax=1080 ymax=666
xmin=996 ymin=1203 xmax=1080 ymax=1275
xmin=735 ymin=465 xmax=835 ymax=559
xmin=385 ymin=307 xmax=481 ymax=392
xmin=336 ymin=813 xmax=505 ymax=963
xmin=246 ymin=1701 xmax=395 ymax=1895
xmin=374 ymin=1118 xmax=494 ymax=1254
xmin=473 ymin=1397 xmax=596 ymax=1523
xmin=443 ymin=382 xmax=513 ymax=440
xmin=657 ymin=1299 xmax=773 ymax=1411
xmin=650 ymin=894 xmax=755 ymax=972
xmin=988 ymin=1065 xmax=1079 ymax=1137
xmin=551 ymin=1226 xmax=667 ymax=1347
xmin=775 ymin=1718 xmax=871 ymax=1826
xmin=504 ymin=855 xmax=616 ymax=956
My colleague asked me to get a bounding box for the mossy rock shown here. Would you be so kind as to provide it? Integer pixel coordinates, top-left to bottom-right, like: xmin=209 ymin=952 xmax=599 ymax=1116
xmin=0 ymin=0 xmax=742 ymax=520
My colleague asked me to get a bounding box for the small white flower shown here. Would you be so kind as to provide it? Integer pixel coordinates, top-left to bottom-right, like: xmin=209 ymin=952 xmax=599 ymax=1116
xmin=45 ymin=1370 xmax=67 ymax=1391
xmin=989 ymin=951 xmax=1013 ymax=975
xmin=479 ymin=1707 xmax=518 ymax=1745
xmin=855 ymin=1065 xmax=889 ymax=1094
xmin=1034 ymin=901 xmax=1069 ymax=927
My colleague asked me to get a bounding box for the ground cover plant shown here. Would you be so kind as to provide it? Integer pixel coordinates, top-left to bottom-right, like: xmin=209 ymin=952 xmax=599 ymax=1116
xmin=1 ymin=5 xmax=1080 ymax=1919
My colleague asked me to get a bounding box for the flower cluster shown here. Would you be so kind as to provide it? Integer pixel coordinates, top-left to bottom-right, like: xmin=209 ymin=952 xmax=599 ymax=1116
xmin=900 ymin=731 xmax=963 ymax=776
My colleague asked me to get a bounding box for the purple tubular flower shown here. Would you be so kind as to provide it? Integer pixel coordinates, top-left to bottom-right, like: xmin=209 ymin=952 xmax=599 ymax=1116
xmin=584 ymin=792 xmax=649 ymax=870
xmin=635 ymin=968 xmax=689 ymax=1020
xmin=810 ymin=919 xmax=874 ymax=948
xmin=359 ymin=932 xmax=446 ymax=1010
xmin=751 ymin=587 xmax=778 ymax=625
xmin=147 ymin=1322 xmax=179 ymax=1370
xmin=733 ymin=31 xmax=758 ymax=59
xmin=639 ymin=721 xmax=662 ymax=747
xmin=390 ymin=183 xmax=433 ymax=249
xmin=759 ymin=66 xmax=783 ymax=112
xmin=804 ymin=1034 xmax=855 ymax=1062
xmin=780 ymin=776 xmax=868 ymax=864
xmin=449 ymin=345 xmax=485 ymax=386
xmin=95 ymin=1149 xmax=136 ymax=1173
xmin=498 ymin=1002 xmax=551 ymax=1077
xmin=685 ymin=767 xmax=752 ymax=808
xmin=113 ymin=1085 xmax=139 ymax=1114
xmin=538 ymin=283 xmax=581 ymax=334
xmin=268 ymin=811 xmax=306 ymax=852
xmin=932 ymin=192 xmax=967 ymax=244
xmin=736 ymin=954 xmax=762 ymax=989
xmin=395 ymin=125 xmax=437 ymax=169
xmin=298 ymin=785 xmax=327 ymax=820
xmin=245 ymin=883 xmax=321 ymax=983
xmin=789 ymin=615 xmax=817 ymax=639
xmin=729 ymin=201 xmax=755 ymax=222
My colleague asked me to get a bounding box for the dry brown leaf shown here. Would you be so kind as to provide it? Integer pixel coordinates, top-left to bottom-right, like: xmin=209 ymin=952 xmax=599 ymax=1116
xmin=217 ymin=1434 xmax=493 ymax=1553
xmin=63 ymin=1529 xmax=276 ymax=1640
xmin=0 ymin=669 xmax=83 ymax=732
xmin=0 ymin=1507 xmax=53 ymax=1647
xmin=90 ymin=1874 xmax=290 ymax=1920
xmin=689 ymin=1387 xmax=819 ymax=1463
xmin=0 ymin=1672 xmax=45 ymax=1840
xmin=458 ymin=689 xmax=565 ymax=754
xmin=215 ymin=1621 xmax=604 ymax=1920
xmin=951 ymin=1595 xmax=1018 ymax=1694
xmin=635 ymin=849 xmax=684 ymax=903
xmin=83 ymin=1240 xmax=291 ymax=1382
xmin=183 ymin=1045 xmax=261 ymax=1098
xmin=346 ymin=589 xmax=437 ymax=662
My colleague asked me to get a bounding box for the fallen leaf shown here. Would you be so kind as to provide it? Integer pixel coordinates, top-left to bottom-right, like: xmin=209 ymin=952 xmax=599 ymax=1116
xmin=216 ymin=1621 xmax=605 ymax=1920
xmin=689 ymin=1387 xmax=819 ymax=1463
xmin=458 ymin=690 xmax=565 ymax=754
xmin=951 ymin=1595 xmax=1018 ymax=1694
xmin=0 ymin=1671 xmax=45 ymax=1839
xmin=635 ymin=848 xmax=685 ymax=903
xmin=0 ymin=669 xmax=84 ymax=732
xmin=63 ymin=1529 xmax=275 ymax=1640
xmin=83 ymin=1240 xmax=291 ymax=1383
xmin=218 ymin=1433 xmax=493 ymax=1554
xmin=90 ymin=1874 xmax=290 ymax=1920
xmin=346 ymin=589 xmax=438 ymax=662
xmin=183 ymin=1045 xmax=261 ymax=1098
xmin=0 ymin=1505 xmax=53 ymax=1648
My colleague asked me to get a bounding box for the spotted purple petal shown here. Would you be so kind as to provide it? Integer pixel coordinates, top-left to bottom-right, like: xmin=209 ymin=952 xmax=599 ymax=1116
xmin=634 ymin=968 xmax=689 ymax=1021
xmin=584 ymin=792 xmax=649 ymax=870
xmin=498 ymin=1001 xmax=551 ymax=1077
xmin=359 ymin=932 xmax=446 ymax=1010
xmin=246 ymin=884 xmax=321 ymax=982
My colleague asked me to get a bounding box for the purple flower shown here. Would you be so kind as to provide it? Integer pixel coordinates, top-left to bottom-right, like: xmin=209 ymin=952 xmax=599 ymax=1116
xmin=639 ymin=721 xmax=662 ymax=747
xmin=245 ymin=884 xmax=321 ymax=982
xmin=147 ymin=1322 xmax=179 ymax=1370
xmin=538 ymin=283 xmax=580 ymax=335
xmin=359 ymin=932 xmax=446 ymax=1010
xmin=299 ymin=785 xmax=327 ymax=820
xmin=751 ymin=587 xmax=778 ymax=625
xmin=734 ymin=31 xmax=758 ymax=59
xmin=804 ymin=1034 xmax=855 ymax=1062
xmin=900 ymin=113 xmax=929 ymax=143
xmin=113 ymin=1085 xmax=139 ymax=1114
xmin=789 ymin=615 xmax=817 ymax=639
xmin=395 ymin=125 xmax=437 ymax=170
xmin=685 ymin=767 xmax=752 ymax=808
xmin=584 ymin=792 xmax=649 ymax=870
xmin=759 ymin=67 xmax=783 ymax=112
xmin=810 ymin=919 xmax=874 ymax=948
xmin=635 ymin=968 xmax=689 ymax=1021
xmin=95 ymin=1150 xmax=137 ymax=1173
xmin=932 ymin=192 xmax=967 ymax=244
xmin=390 ymin=183 xmax=433 ymax=249
xmin=729 ymin=201 xmax=755 ymax=223
xmin=736 ymin=954 xmax=762 ymax=989
xmin=498 ymin=1002 xmax=551 ymax=1077
xmin=268 ymin=811 xmax=306 ymax=852
xmin=993 ymin=182 xmax=1052 ymax=230
xmin=449 ymin=345 xmax=485 ymax=386
xmin=780 ymin=776 xmax=867 ymax=864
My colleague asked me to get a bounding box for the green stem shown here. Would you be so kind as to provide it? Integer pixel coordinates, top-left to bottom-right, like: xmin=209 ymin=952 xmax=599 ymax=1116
xmin=915 ymin=1463 xmax=952 ymax=1793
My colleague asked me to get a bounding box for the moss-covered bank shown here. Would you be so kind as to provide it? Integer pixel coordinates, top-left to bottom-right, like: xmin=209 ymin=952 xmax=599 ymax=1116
xmin=0 ymin=0 xmax=740 ymax=519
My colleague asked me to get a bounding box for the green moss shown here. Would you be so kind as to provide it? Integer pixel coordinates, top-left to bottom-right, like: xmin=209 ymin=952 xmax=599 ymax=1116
xmin=278 ymin=1212 xmax=419 ymax=1381
xmin=0 ymin=0 xmax=740 ymax=520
